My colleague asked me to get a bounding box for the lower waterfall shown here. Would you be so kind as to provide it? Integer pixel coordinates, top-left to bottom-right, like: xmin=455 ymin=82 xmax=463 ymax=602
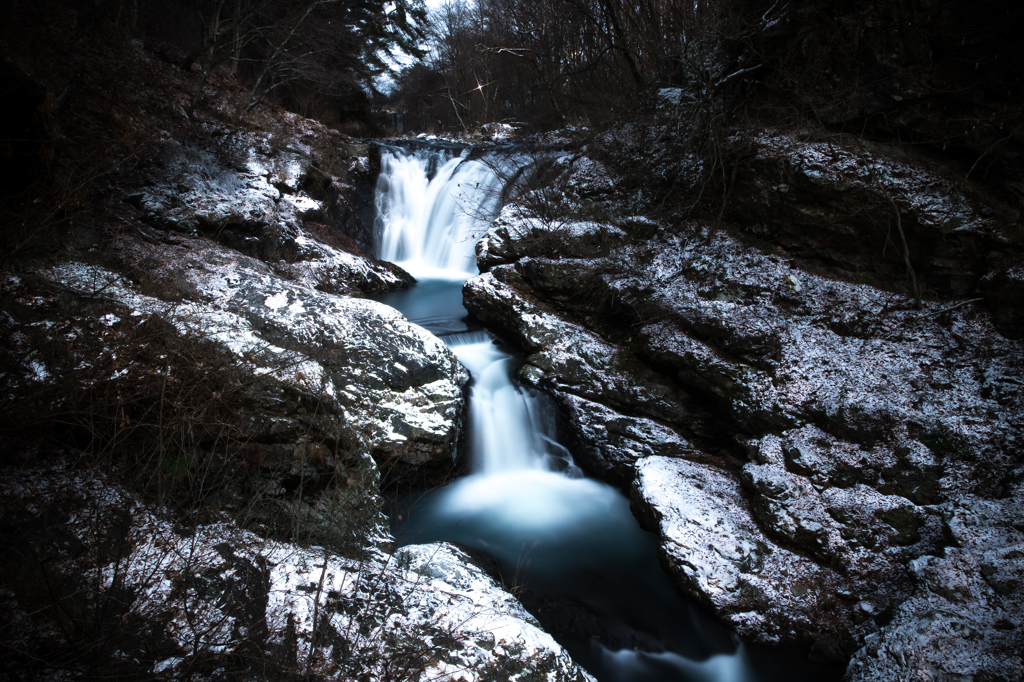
xmin=371 ymin=144 xmax=818 ymax=682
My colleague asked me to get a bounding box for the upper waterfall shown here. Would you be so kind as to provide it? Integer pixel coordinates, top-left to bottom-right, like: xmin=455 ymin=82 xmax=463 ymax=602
xmin=373 ymin=147 xmax=505 ymax=279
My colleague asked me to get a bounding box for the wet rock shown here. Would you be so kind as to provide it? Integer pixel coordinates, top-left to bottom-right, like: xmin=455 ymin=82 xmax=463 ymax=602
xmin=630 ymin=456 xmax=863 ymax=648
xmin=556 ymin=392 xmax=706 ymax=487
xmin=464 ymin=269 xmax=711 ymax=439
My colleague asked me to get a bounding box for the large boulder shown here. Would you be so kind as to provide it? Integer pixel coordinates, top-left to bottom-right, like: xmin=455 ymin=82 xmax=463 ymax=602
xmin=630 ymin=456 xmax=862 ymax=655
xmin=0 ymin=461 xmax=594 ymax=682
xmin=29 ymin=231 xmax=468 ymax=489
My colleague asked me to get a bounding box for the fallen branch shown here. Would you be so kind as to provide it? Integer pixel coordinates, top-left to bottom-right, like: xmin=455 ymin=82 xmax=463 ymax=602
xmin=923 ymin=297 xmax=984 ymax=318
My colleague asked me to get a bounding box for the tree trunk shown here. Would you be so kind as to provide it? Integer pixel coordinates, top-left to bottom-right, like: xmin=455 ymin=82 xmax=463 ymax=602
xmin=230 ymin=0 xmax=241 ymax=76
xmin=188 ymin=66 xmax=215 ymax=117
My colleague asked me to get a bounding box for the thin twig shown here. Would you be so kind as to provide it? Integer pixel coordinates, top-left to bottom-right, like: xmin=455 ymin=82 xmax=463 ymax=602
xmin=922 ymin=297 xmax=983 ymax=318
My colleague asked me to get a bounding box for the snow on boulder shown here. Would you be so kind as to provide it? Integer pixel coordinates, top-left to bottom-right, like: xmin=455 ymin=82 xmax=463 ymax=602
xmin=0 ymin=462 xmax=594 ymax=682
xmin=631 ymin=456 xmax=864 ymax=652
xmin=38 ymin=234 xmax=468 ymax=486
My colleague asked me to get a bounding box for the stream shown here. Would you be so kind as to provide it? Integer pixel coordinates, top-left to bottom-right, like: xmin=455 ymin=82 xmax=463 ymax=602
xmin=370 ymin=144 xmax=842 ymax=682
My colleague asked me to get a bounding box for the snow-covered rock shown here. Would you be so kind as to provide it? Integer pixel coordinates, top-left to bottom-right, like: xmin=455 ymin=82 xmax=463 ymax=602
xmin=122 ymin=117 xmax=399 ymax=293
xmin=32 ymin=239 xmax=468 ymax=487
xmin=980 ymin=261 xmax=1024 ymax=339
xmin=0 ymin=461 xmax=594 ymax=682
xmin=630 ymin=456 xmax=860 ymax=654
xmin=847 ymin=545 xmax=1024 ymax=681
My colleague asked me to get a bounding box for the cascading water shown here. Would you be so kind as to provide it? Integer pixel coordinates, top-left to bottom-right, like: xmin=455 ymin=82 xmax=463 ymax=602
xmin=372 ymin=146 xmax=506 ymax=336
xmin=375 ymin=147 xmax=503 ymax=278
xmin=371 ymin=144 xmax=828 ymax=682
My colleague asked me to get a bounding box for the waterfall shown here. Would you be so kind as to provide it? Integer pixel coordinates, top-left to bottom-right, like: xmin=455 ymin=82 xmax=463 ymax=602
xmin=373 ymin=144 xmax=567 ymax=476
xmin=374 ymin=148 xmax=505 ymax=278
xmin=444 ymin=331 xmax=555 ymax=473
xmin=372 ymin=143 xmax=760 ymax=682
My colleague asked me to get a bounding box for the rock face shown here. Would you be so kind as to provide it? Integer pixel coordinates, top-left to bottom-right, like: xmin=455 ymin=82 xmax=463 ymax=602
xmin=725 ymin=132 xmax=1012 ymax=298
xmin=464 ymin=142 xmax=1024 ymax=675
xmin=26 ymin=230 xmax=468 ymax=488
xmin=0 ymin=459 xmax=594 ymax=682
xmin=557 ymin=393 xmax=705 ymax=487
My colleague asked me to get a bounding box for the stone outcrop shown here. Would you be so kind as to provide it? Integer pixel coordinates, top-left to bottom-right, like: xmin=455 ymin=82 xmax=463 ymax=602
xmin=0 ymin=459 xmax=595 ymax=682
xmin=843 ymin=486 xmax=1024 ymax=680
xmin=464 ymin=267 xmax=714 ymax=443
xmin=466 ymin=143 xmax=1024 ymax=676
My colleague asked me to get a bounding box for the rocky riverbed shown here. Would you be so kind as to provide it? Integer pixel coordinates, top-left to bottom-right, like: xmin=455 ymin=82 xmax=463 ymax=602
xmin=2 ymin=25 xmax=1022 ymax=679
xmin=464 ymin=140 xmax=1024 ymax=679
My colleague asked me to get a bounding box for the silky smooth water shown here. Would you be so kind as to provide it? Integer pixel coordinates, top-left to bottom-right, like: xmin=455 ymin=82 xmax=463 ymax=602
xmin=374 ymin=146 xmax=504 ymax=278
xmin=371 ymin=144 xmax=841 ymax=682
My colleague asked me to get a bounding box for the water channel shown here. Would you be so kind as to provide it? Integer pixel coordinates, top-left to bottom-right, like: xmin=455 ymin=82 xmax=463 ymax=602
xmin=370 ymin=144 xmax=843 ymax=682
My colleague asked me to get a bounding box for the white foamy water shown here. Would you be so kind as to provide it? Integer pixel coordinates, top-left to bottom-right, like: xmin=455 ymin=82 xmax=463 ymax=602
xmin=375 ymin=147 xmax=504 ymax=278
xmin=445 ymin=331 xmax=570 ymax=473
xmin=598 ymin=645 xmax=756 ymax=682
xmin=373 ymin=144 xmax=761 ymax=682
